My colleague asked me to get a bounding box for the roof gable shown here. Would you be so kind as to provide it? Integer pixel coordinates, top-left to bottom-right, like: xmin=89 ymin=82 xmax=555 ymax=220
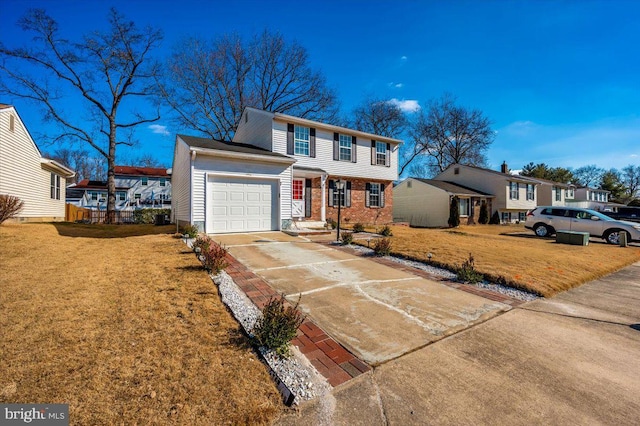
xmin=412 ymin=178 xmax=493 ymax=196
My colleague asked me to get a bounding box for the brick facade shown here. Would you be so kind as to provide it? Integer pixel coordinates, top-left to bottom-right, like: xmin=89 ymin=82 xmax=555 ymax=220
xmin=302 ymin=176 xmax=393 ymax=226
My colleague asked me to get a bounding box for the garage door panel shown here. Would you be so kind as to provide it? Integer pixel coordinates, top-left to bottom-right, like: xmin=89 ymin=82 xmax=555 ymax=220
xmin=208 ymin=177 xmax=277 ymax=233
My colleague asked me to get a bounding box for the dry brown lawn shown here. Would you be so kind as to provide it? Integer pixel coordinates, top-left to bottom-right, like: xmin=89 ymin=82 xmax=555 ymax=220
xmin=361 ymin=224 xmax=640 ymax=297
xmin=0 ymin=223 xmax=281 ymax=424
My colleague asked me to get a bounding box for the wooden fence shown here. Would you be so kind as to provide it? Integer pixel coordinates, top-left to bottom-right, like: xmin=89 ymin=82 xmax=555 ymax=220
xmin=65 ymin=204 xmax=135 ymax=224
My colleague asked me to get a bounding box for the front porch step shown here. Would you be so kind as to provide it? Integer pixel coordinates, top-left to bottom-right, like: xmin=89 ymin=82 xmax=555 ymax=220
xmin=291 ymin=220 xmax=327 ymax=229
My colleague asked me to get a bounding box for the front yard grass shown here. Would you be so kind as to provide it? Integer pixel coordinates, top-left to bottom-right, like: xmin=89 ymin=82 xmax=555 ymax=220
xmin=362 ymin=224 xmax=640 ymax=297
xmin=0 ymin=223 xmax=281 ymax=424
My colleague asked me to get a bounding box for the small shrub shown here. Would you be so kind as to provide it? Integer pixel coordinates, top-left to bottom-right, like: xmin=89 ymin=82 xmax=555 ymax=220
xmin=253 ymin=295 xmax=305 ymax=358
xmin=448 ymin=196 xmax=460 ymax=228
xmin=327 ymin=218 xmax=337 ymax=229
xmin=373 ymin=237 xmax=392 ymax=256
xmin=181 ymin=224 xmax=199 ymax=238
xmin=201 ymin=243 xmax=228 ymax=274
xmin=378 ymin=225 xmax=393 ymax=236
xmin=489 ymin=211 xmax=501 ymax=225
xmin=341 ymin=231 xmax=353 ymax=245
xmin=0 ymin=194 xmax=24 ymax=224
xmin=133 ymin=208 xmax=171 ymax=224
xmin=192 ymin=235 xmax=212 ymax=254
xmin=352 ymin=222 xmax=365 ymax=233
xmin=456 ymin=253 xmax=484 ymax=284
xmin=478 ymin=200 xmax=489 ymax=224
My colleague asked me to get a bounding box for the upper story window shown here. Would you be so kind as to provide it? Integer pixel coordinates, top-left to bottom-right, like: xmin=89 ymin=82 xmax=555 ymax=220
xmin=294 ymin=125 xmax=310 ymax=156
xmin=375 ymin=141 xmax=387 ymax=165
xmin=141 ymin=177 xmax=148 ymax=186
xmin=50 ymin=173 xmax=60 ymax=200
xmin=526 ymin=184 xmax=535 ymax=201
xmin=118 ymin=192 xmax=126 ymax=201
xmin=160 ymin=178 xmax=166 ymax=187
xmin=509 ymin=182 xmax=519 ymax=200
xmin=554 ymin=186 xmax=562 ymax=201
xmin=565 ymin=188 xmax=574 ymax=198
xmin=89 ymin=191 xmax=98 ymax=201
xmin=339 ymin=134 xmax=352 ymax=161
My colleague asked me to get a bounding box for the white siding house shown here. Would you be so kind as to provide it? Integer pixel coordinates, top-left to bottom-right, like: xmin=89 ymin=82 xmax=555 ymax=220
xmin=0 ymin=104 xmax=74 ymax=222
xmin=173 ymin=107 xmax=401 ymax=234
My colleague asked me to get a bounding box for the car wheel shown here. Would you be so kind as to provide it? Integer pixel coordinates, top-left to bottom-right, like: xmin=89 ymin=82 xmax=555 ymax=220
xmin=604 ymin=229 xmax=628 ymax=245
xmin=534 ymin=223 xmax=553 ymax=237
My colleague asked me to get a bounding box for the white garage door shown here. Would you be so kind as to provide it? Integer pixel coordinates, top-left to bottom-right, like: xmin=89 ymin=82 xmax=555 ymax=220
xmin=208 ymin=177 xmax=278 ymax=233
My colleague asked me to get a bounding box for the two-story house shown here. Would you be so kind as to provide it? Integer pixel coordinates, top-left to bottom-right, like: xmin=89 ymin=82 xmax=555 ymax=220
xmin=66 ymin=166 xmax=171 ymax=210
xmin=527 ymin=177 xmax=576 ymax=206
xmin=434 ymin=162 xmax=539 ymax=223
xmin=171 ymin=107 xmax=400 ymax=233
xmin=0 ymin=104 xmax=75 ymax=222
xmin=567 ymin=186 xmax=611 ymax=211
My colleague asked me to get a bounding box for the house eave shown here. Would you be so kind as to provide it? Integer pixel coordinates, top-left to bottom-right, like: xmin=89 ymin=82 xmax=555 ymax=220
xmin=41 ymin=158 xmax=75 ymax=178
xmin=189 ymin=147 xmax=296 ymax=165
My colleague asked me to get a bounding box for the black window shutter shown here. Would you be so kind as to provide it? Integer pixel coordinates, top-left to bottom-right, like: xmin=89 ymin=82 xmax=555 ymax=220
xmin=385 ymin=143 xmax=391 ymax=167
xmin=365 ymin=182 xmax=371 ymax=208
xmin=333 ymin=132 xmax=339 ymax=161
xmin=287 ymin=124 xmax=294 ymax=155
xmin=371 ymin=140 xmax=376 ymax=165
xmin=328 ymin=180 xmax=334 ymax=207
xmin=346 ymin=181 xmax=352 ymax=207
xmin=351 ymin=136 xmax=357 ymax=163
xmin=380 ymin=184 xmax=385 ymax=207
xmin=310 ymin=128 xmax=316 ymax=158
xmin=305 ymin=179 xmax=312 ymax=217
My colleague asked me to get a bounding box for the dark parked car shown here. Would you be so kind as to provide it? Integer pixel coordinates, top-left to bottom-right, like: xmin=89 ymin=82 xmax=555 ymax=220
xmin=603 ymin=207 xmax=640 ymax=223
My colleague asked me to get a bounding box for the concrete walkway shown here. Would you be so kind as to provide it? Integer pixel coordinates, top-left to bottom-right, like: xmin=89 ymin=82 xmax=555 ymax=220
xmin=277 ymin=261 xmax=640 ymax=425
xmin=212 ymin=232 xmax=510 ymax=366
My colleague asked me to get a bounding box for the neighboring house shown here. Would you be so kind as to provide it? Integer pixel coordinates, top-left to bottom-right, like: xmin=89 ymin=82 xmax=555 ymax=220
xmin=172 ymin=107 xmax=400 ymax=234
xmin=434 ymin=162 xmax=539 ymax=223
xmin=394 ymin=178 xmax=494 ymax=227
xmin=527 ymin=177 xmax=576 ymax=206
xmin=66 ymin=166 xmax=171 ymax=210
xmin=566 ymin=186 xmax=612 ymax=211
xmin=0 ymin=104 xmax=74 ymax=222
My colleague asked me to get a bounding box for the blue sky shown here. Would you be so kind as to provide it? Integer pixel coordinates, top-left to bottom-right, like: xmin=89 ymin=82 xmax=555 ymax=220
xmin=2 ymin=0 xmax=639 ymax=173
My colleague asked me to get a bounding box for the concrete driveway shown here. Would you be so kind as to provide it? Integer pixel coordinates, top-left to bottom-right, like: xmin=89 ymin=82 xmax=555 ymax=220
xmin=212 ymin=232 xmax=509 ymax=365
xmin=277 ymin=261 xmax=640 ymax=425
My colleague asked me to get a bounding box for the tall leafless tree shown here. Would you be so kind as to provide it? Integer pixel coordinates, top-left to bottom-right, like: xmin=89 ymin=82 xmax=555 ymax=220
xmin=572 ymin=164 xmax=605 ymax=187
xmin=158 ymin=30 xmax=339 ymax=141
xmin=402 ymin=94 xmax=494 ymax=176
xmin=621 ymin=164 xmax=640 ymax=202
xmin=351 ymin=97 xmax=408 ymax=138
xmin=0 ymin=8 xmax=163 ymax=222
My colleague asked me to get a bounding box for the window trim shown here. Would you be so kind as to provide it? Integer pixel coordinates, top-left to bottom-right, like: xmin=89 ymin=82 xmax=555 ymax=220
xmin=338 ymin=134 xmax=352 ymax=161
xmin=526 ymin=184 xmax=535 ymax=201
xmin=50 ymin=173 xmax=60 ymax=200
xmin=294 ymin=125 xmax=310 ymax=156
xmin=509 ymin=182 xmax=519 ymax=200
xmin=458 ymin=197 xmax=471 ymax=217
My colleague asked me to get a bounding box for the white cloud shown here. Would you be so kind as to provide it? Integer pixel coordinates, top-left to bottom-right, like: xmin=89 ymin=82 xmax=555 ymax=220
xmin=388 ymin=98 xmax=420 ymax=113
xmin=400 ymin=55 xmax=408 ymax=61
xmin=149 ymin=124 xmax=170 ymax=136
xmin=388 ymin=82 xmax=404 ymax=88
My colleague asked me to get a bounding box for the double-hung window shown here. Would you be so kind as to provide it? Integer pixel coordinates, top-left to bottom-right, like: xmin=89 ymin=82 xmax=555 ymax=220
xmin=141 ymin=177 xmax=148 ymax=186
xmin=459 ymin=198 xmax=470 ymax=216
xmin=294 ymin=125 xmax=310 ymax=156
xmin=554 ymin=186 xmax=562 ymax=201
xmin=339 ymin=134 xmax=352 ymax=161
xmin=50 ymin=173 xmax=60 ymax=200
xmin=526 ymin=184 xmax=535 ymax=201
xmin=509 ymin=182 xmax=519 ymax=200
xmin=376 ymin=141 xmax=387 ymax=165
xmin=369 ymin=183 xmax=381 ymax=207
xmin=160 ymin=178 xmax=166 ymax=187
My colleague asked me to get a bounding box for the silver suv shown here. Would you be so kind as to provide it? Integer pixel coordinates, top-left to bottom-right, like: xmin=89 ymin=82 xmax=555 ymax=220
xmin=525 ymin=206 xmax=640 ymax=244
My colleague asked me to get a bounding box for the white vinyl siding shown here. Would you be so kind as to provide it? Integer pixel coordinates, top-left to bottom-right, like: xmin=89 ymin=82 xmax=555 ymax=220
xmin=272 ymin=121 xmax=398 ymax=181
xmin=232 ymin=108 xmax=274 ymax=151
xmin=171 ymin=138 xmax=193 ymax=224
xmin=0 ymin=107 xmax=69 ymax=220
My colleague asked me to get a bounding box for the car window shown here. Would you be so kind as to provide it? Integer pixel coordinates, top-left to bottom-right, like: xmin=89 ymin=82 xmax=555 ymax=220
xmin=550 ymin=208 xmax=567 ymax=217
xmin=574 ymin=211 xmax=592 ymax=219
